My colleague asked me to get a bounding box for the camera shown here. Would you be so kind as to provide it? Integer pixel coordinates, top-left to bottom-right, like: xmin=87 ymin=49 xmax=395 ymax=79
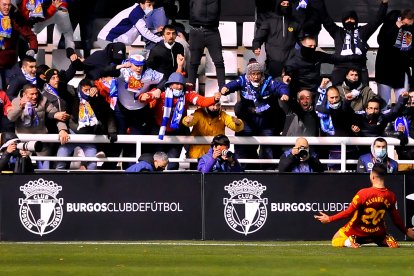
xmin=221 ymin=149 xmax=234 ymax=158
xmin=16 ymin=141 xmax=43 ymax=152
xmin=297 ymin=146 xmax=309 ymax=159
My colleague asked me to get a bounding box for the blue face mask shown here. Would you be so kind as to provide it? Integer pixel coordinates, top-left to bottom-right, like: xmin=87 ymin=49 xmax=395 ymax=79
xmin=172 ymin=89 xmax=184 ymax=97
xmin=374 ymin=148 xmax=387 ymax=159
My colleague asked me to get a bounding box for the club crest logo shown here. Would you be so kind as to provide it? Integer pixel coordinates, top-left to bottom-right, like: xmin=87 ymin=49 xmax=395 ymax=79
xmin=18 ymin=178 xmax=64 ymax=236
xmin=223 ymin=178 xmax=268 ymax=235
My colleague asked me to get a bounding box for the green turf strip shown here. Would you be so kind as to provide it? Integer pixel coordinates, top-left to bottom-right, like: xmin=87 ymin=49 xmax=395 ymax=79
xmin=0 ymin=241 xmax=413 ymax=275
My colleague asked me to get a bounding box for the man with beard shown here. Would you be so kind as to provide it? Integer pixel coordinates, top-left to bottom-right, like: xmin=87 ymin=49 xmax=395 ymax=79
xmin=320 ymin=0 xmax=389 ymax=86
xmin=357 ymin=137 xmax=398 ymax=173
xmin=252 ymin=0 xmax=301 ymax=78
xmin=182 ymin=102 xmax=244 ymax=169
xmin=221 ymin=59 xmax=289 ymax=169
xmin=336 ymin=68 xmax=382 ymax=112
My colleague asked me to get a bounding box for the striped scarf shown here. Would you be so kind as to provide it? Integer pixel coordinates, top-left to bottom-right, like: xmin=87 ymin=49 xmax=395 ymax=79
xmin=22 ymin=102 xmax=39 ymax=127
xmin=22 ymin=69 xmax=37 ymax=85
xmin=77 ymin=92 xmax=98 ymax=131
xmin=158 ymin=88 xmax=185 ymax=140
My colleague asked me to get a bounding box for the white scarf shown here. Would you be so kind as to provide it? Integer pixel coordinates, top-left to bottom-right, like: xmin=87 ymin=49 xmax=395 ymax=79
xmin=341 ymin=29 xmax=362 ymax=56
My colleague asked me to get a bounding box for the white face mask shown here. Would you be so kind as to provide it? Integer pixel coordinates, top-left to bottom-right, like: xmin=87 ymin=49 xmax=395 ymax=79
xmin=374 ymin=148 xmax=387 ymax=159
xmin=251 ymin=81 xmax=260 ymax=88
xmin=164 ymin=42 xmax=175 ymax=49
xmin=144 ymin=7 xmax=153 ymax=15
xmin=172 ymin=88 xmax=184 ymax=97
xmin=329 ymin=102 xmax=341 ymax=110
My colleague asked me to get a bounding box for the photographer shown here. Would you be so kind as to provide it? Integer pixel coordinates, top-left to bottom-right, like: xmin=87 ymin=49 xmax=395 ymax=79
xmin=279 ymin=137 xmax=325 ymax=173
xmin=197 ymin=134 xmax=243 ymax=173
xmin=0 ymin=132 xmax=34 ymax=173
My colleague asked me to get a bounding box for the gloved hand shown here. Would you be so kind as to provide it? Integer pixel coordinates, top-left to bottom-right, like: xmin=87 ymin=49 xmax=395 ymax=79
xmin=26 ymin=49 xmax=36 ymax=57
xmin=296 ymin=0 xmax=308 ymax=10
xmin=108 ymin=132 xmax=118 ymax=143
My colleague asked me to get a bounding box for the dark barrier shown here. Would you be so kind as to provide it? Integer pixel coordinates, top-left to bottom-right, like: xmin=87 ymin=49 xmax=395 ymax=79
xmin=0 ymin=173 xmax=202 ymax=241
xmin=204 ymin=173 xmax=406 ymax=241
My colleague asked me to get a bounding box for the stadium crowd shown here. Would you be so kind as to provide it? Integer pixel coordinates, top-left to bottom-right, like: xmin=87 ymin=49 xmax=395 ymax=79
xmin=0 ymin=0 xmax=413 ymax=172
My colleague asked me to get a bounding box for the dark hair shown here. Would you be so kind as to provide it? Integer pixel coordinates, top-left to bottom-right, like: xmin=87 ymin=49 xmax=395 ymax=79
xmin=211 ymin=134 xmax=230 ymax=147
xmin=401 ymin=9 xmax=414 ymax=20
xmin=345 ymin=67 xmax=360 ymax=76
xmin=138 ymin=0 xmax=155 ymax=4
xmin=22 ymin=56 xmax=36 ymax=65
xmin=22 ymin=83 xmax=37 ymax=92
xmin=365 ymin=97 xmax=383 ymax=109
xmin=161 ymin=24 xmax=176 ymax=35
xmin=374 ymin=137 xmax=387 ymax=146
xmin=78 ymin=78 xmax=94 ymax=88
xmin=371 ymin=163 xmax=387 ymax=178
xmin=36 ymin=64 xmax=50 ymax=76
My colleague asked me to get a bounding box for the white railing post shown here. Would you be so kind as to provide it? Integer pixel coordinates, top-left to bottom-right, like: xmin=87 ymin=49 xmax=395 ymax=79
xmin=136 ymin=140 xmax=142 ymax=163
xmin=341 ymin=141 xmax=347 ymax=172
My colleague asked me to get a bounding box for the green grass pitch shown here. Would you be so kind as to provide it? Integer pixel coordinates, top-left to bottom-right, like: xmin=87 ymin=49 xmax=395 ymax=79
xmin=0 ymin=241 xmax=413 ymax=275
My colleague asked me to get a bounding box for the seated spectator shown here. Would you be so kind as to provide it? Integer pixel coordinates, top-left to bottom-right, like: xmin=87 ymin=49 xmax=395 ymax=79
xmin=7 ymin=83 xmax=69 ymax=169
xmin=221 ymin=59 xmax=289 ymax=169
xmin=337 ymin=68 xmax=383 ymax=112
xmin=281 ymin=88 xmax=319 ymax=136
xmin=125 ymin=151 xmax=169 ymax=172
xmin=139 ymin=72 xmax=221 ymax=170
xmin=197 ymin=134 xmax=243 ymax=173
xmin=182 ymin=102 xmax=244 ymax=169
xmin=279 ymin=137 xmax=325 ymax=172
xmin=55 ymin=79 xmax=117 ymax=170
xmin=0 ymin=131 xmax=34 ymax=173
xmin=357 ymin=137 xmax=398 ymax=173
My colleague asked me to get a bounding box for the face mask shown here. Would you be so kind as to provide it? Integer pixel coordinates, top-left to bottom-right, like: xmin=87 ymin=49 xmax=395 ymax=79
xmin=366 ymin=113 xmax=379 ymax=122
xmin=401 ymin=24 xmax=411 ymax=31
xmin=172 ymin=88 xmax=184 ymax=97
xmin=279 ymin=6 xmax=291 ymax=17
xmin=144 ymin=7 xmax=153 ymax=15
xmin=251 ymin=81 xmax=260 ymax=88
xmin=343 ymin=21 xmax=356 ymax=31
xmin=300 ymin=45 xmax=316 ymax=59
xmin=329 ymin=102 xmax=341 ymax=110
xmin=374 ymin=148 xmax=387 ymax=159
xmin=345 ymin=79 xmax=360 ymax=90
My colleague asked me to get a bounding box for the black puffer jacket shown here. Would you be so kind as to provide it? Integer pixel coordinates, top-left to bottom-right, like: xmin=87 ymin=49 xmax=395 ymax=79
xmin=189 ymin=0 xmax=221 ymax=28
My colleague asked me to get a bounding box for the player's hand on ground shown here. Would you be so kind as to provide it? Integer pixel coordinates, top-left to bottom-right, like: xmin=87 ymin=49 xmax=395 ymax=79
xmin=406 ymin=228 xmax=414 ymax=240
xmin=314 ymin=211 xmax=330 ymax=224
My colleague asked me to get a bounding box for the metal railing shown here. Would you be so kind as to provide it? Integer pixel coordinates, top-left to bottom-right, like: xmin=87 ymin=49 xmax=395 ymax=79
xmin=15 ymin=134 xmax=414 ymax=172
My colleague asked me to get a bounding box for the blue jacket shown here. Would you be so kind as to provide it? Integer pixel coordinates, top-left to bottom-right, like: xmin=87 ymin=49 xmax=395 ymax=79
xmin=125 ymin=153 xmax=154 ymax=172
xmin=197 ymin=148 xmax=243 ymax=173
xmin=357 ymin=153 xmax=398 ymax=173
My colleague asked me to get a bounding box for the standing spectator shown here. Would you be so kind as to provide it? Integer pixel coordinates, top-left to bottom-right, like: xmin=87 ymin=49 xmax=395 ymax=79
xmin=281 ymin=89 xmax=319 ymax=136
xmin=376 ymin=9 xmax=414 ymax=107
xmin=182 ymin=102 xmax=244 ymax=169
xmin=320 ymin=0 xmax=388 ymax=86
xmin=357 ymin=137 xmax=398 ymax=173
xmin=337 ymin=68 xmax=382 ymax=112
xmin=55 ymin=79 xmax=117 ymax=170
xmin=6 ymin=56 xmax=37 ymax=100
xmin=197 ymin=134 xmax=243 ymax=173
xmin=279 ymin=137 xmax=325 ymax=172
xmin=146 ymin=24 xmax=185 ymax=76
xmin=315 ymin=163 xmax=414 ymax=248
xmin=139 ymin=72 xmax=221 ymax=170
xmin=7 ymin=83 xmax=69 ymax=169
xmin=252 ymin=0 xmax=301 ymax=78
xmin=125 ymin=151 xmax=169 ymax=172
xmin=221 ymin=60 xmax=289 ymax=169
xmin=18 ymin=0 xmax=75 ymax=49
xmin=187 ymin=0 xmax=225 ymax=90
xmin=0 ymin=0 xmax=38 ymax=90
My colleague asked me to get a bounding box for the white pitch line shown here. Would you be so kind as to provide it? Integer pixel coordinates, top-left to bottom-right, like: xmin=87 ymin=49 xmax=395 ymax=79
xmin=4 ymin=241 xmax=414 ymax=247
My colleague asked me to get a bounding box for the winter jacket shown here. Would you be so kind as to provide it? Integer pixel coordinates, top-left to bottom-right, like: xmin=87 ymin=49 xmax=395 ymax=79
xmin=197 ymin=148 xmax=243 ymax=173
xmin=278 ymin=148 xmax=325 ymax=172
xmin=125 ymin=153 xmax=155 ymax=172
xmin=146 ymin=40 xmax=184 ymax=77
xmin=189 ymin=0 xmax=221 ymax=28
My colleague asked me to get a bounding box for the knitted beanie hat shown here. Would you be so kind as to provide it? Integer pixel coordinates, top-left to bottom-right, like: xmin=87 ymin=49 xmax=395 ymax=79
xmin=247 ymin=59 xmax=264 ymax=75
xmin=45 ymin=68 xmax=59 ymax=83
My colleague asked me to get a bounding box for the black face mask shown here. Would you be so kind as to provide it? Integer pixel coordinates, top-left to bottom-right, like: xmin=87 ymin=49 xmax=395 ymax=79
xmin=207 ymin=108 xmax=220 ymax=118
xmin=300 ymin=45 xmax=316 ymax=59
xmin=343 ymin=21 xmax=357 ymax=31
xmin=366 ymin=113 xmax=380 ymax=122
xmin=345 ymin=79 xmax=361 ymax=90
xmin=401 ymin=25 xmax=412 ymax=31
xmin=279 ymin=6 xmax=292 ymax=17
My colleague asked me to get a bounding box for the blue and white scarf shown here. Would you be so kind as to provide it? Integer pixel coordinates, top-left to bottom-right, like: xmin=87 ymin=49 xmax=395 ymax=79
xmin=44 ymin=83 xmax=59 ymax=96
xmin=22 ymin=69 xmax=36 ymax=85
xmin=77 ymin=91 xmax=98 ymax=131
xmin=394 ymin=116 xmax=409 ymax=137
xmin=394 ymin=28 xmax=412 ymax=52
xmin=22 ymin=102 xmax=39 ymax=127
xmin=26 ymin=0 xmax=44 ymax=19
xmin=102 ymin=78 xmax=118 ymax=109
xmin=341 ymin=29 xmax=362 ymax=56
xmin=242 ymin=76 xmax=272 ymax=113
xmin=318 ymin=112 xmax=335 ymax=136
xmin=0 ymin=13 xmax=12 ymax=49
xmin=158 ymin=88 xmax=185 ymax=140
